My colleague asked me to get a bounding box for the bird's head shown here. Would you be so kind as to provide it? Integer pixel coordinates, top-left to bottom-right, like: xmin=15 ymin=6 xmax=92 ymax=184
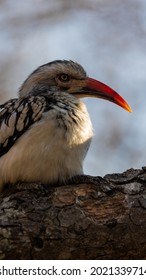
xmin=19 ymin=60 xmax=132 ymax=112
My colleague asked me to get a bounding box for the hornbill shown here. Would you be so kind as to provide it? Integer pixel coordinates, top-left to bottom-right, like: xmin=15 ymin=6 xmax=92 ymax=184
xmin=0 ymin=60 xmax=132 ymax=192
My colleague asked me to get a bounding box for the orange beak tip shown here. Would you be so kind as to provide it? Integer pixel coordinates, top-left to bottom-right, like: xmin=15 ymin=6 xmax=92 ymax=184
xmin=122 ymin=102 xmax=132 ymax=113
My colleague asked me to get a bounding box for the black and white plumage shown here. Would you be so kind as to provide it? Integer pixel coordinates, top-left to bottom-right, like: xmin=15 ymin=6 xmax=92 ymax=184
xmin=0 ymin=96 xmax=46 ymax=156
xmin=0 ymin=60 xmax=132 ymax=192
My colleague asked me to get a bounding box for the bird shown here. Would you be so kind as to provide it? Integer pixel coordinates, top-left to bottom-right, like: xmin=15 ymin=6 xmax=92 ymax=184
xmin=0 ymin=60 xmax=132 ymax=192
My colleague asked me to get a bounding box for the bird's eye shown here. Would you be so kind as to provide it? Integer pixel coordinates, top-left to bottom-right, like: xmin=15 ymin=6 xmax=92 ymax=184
xmin=58 ymin=74 xmax=70 ymax=82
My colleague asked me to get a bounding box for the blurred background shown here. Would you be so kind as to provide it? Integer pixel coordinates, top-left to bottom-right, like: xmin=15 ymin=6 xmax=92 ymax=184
xmin=0 ymin=0 xmax=146 ymax=176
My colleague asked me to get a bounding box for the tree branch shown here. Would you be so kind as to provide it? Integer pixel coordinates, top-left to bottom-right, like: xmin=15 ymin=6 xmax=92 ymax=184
xmin=0 ymin=167 xmax=146 ymax=259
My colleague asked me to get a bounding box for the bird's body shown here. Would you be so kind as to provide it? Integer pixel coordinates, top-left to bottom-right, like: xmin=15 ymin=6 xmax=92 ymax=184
xmin=0 ymin=60 xmax=131 ymax=192
xmin=0 ymin=93 xmax=92 ymax=187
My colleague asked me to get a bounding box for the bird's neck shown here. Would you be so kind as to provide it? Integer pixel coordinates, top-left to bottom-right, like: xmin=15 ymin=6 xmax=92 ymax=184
xmin=43 ymin=91 xmax=94 ymax=149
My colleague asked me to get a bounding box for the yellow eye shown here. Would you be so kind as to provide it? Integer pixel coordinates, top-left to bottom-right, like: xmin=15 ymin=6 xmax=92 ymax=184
xmin=59 ymin=74 xmax=70 ymax=82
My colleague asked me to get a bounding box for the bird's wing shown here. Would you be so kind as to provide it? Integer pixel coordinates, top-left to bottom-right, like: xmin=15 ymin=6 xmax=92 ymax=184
xmin=0 ymin=95 xmax=47 ymax=157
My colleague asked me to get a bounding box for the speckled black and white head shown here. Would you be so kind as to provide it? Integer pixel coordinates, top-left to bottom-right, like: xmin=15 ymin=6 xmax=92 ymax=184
xmin=19 ymin=60 xmax=86 ymax=97
xmin=19 ymin=59 xmax=132 ymax=112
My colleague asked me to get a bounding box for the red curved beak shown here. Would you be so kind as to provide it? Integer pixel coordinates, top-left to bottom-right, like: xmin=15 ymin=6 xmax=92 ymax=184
xmin=84 ymin=77 xmax=132 ymax=112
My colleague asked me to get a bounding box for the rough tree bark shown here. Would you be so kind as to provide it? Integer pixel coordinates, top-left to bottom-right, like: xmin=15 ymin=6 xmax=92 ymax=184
xmin=0 ymin=167 xmax=146 ymax=260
